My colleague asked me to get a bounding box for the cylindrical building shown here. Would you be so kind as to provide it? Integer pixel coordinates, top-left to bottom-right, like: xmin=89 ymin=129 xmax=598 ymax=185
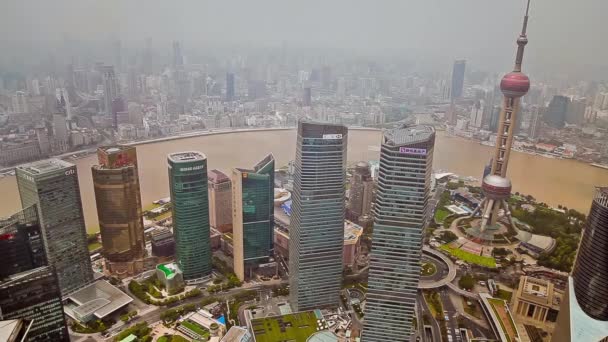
xmin=168 ymin=152 xmax=212 ymax=283
xmin=92 ymin=146 xmax=145 ymax=264
xmin=571 ymin=187 xmax=608 ymax=320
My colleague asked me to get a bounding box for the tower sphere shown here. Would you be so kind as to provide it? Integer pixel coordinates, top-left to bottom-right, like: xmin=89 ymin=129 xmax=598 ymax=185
xmin=482 ymin=175 xmax=512 ymax=200
xmin=500 ymin=72 xmax=530 ymax=98
xmin=517 ymin=35 xmax=528 ymax=45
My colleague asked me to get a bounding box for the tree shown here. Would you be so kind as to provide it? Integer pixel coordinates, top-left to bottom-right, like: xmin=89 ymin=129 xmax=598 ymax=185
xmin=439 ymin=231 xmax=458 ymax=244
xmin=459 ymin=274 xmax=475 ymax=290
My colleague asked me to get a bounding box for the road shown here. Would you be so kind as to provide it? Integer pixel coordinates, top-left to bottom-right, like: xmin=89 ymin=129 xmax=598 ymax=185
xmin=438 ymin=288 xmax=495 ymax=341
xmin=439 ymin=289 xmax=461 ymax=342
xmin=417 ymin=291 xmax=441 ymax=342
xmin=70 ymin=280 xmax=289 ymax=341
xmin=419 ymin=247 xmax=458 ymax=289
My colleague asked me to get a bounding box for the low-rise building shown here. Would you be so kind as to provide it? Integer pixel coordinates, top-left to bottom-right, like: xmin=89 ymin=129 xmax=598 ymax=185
xmin=151 ymin=228 xmax=175 ymax=258
xmin=221 ymin=326 xmax=252 ymax=342
xmin=156 ymin=263 xmax=184 ymax=294
xmin=510 ymin=276 xmax=562 ymax=336
xmin=63 ymin=280 xmax=132 ymax=324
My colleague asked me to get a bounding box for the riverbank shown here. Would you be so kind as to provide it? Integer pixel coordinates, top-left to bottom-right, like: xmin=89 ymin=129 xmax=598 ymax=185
xmin=1 ymin=127 xmax=606 ymax=230
xmin=0 ymin=126 xmax=382 ymax=175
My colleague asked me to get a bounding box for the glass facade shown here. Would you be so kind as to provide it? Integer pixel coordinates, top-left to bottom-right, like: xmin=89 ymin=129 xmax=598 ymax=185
xmin=92 ymin=146 xmax=145 ymax=262
xmin=0 ymin=205 xmax=46 ymax=278
xmin=289 ymin=121 xmax=347 ymax=312
xmin=232 ymin=154 xmax=274 ymax=280
xmin=168 ymin=152 xmax=212 ymax=282
xmin=362 ymin=126 xmax=435 ymax=342
xmin=571 ymin=187 xmax=608 ymax=321
xmin=0 ymin=207 xmax=69 ymax=342
xmin=16 ymin=159 xmax=93 ymax=296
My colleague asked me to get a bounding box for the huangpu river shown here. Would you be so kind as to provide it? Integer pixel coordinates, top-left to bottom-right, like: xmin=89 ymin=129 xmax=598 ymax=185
xmin=0 ymin=128 xmax=606 ymax=232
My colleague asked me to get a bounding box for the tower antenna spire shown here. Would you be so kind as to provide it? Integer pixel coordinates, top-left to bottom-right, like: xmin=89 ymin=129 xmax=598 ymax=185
xmin=522 ymin=0 xmax=531 ymax=35
xmin=514 ymin=0 xmax=531 ymax=72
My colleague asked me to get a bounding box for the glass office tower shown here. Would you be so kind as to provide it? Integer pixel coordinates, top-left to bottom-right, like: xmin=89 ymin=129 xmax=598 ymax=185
xmin=168 ymin=152 xmax=212 ymax=283
xmin=232 ymin=154 xmax=275 ymax=281
xmin=16 ymin=159 xmax=93 ymax=296
xmin=289 ymin=121 xmax=347 ymax=312
xmin=362 ymin=125 xmax=435 ymax=342
xmin=0 ymin=206 xmax=69 ymax=342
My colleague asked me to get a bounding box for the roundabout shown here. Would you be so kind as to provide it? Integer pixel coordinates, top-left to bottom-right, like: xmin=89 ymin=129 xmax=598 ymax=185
xmin=418 ymin=247 xmax=457 ymax=289
xmin=421 ymin=261 xmax=437 ymax=277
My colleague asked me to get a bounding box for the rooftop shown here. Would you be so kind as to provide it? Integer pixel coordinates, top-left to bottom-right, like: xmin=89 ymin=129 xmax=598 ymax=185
xmin=344 ymin=220 xmax=364 ymax=244
xmin=98 ymin=145 xmax=134 ymax=155
xmin=168 ymin=151 xmax=206 ymax=163
xmin=221 ymin=326 xmax=251 ymax=342
xmin=151 ymin=228 xmax=174 ymax=242
xmin=208 ymin=169 xmax=230 ymax=183
xmin=516 ymin=276 xmax=562 ymax=308
xmin=64 ymin=280 xmax=132 ymax=321
xmin=479 ymin=293 xmax=520 ymax=342
xmin=0 ymin=319 xmax=30 ymax=342
xmin=249 ymin=311 xmax=326 ymax=342
xmin=384 ymin=125 xmax=435 ymax=146
xmin=16 ymin=158 xmax=73 ymax=176
xmin=157 ymin=263 xmax=181 ymax=279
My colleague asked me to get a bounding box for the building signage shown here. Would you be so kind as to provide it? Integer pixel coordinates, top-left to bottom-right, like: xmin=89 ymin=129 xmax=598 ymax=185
xmin=323 ymin=134 xmax=342 ymax=139
xmin=65 ymin=169 xmax=75 ymax=176
xmin=399 ymin=147 xmax=427 ymax=155
xmin=179 ymin=165 xmax=204 ymax=172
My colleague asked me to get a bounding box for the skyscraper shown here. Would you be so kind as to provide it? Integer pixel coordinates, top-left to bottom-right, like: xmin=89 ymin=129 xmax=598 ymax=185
xmin=226 ymin=72 xmax=235 ymax=102
xmin=92 ymin=146 xmax=146 ymax=274
xmin=347 ymin=161 xmax=374 ymax=222
xmin=469 ymin=100 xmax=484 ymax=128
xmin=0 ymin=267 xmax=68 ymax=342
xmin=16 ymin=159 xmax=93 ymax=295
xmin=0 ymin=206 xmax=69 ymax=341
xmin=552 ymin=187 xmax=608 ymax=341
xmin=102 ymin=65 xmax=119 ymax=116
xmin=248 ymin=80 xmax=266 ymax=100
xmin=302 ymin=86 xmax=312 ymax=107
xmin=528 ymin=105 xmax=542 ymax=139
xmin=172 ymin=41 xmax=184 ymax=67
xmin=471 ymin=0 xmax=532 ymax=234
xmin=545 ymin=95 xmax=569 ymax=128
xmin=168 ymin=152 xmax=212 ymax=283
xmin=289 ymin=121 xmax=347 ymax=312
xmin=208 ymin=170 xmax=233 ymax=233
xmin=232 ymin=154 xmax=275 ymax=281
xmin=362 ymin=126 xmax=435 ymax=341
xmin=451 ymin=60 xmax=466 ymax=99
xmin=566 ymin=98 xmax=586 ymax=125
xmin=489 ymin=106 xmax=501 ymax=133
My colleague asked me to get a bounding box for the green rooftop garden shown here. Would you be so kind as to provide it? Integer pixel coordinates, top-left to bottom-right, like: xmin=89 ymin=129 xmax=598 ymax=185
xmin=250 ymin=311 xmax=321 ymax=342
xmin=487 ymin=298 xmax=518 ymax=342
xmin=180 ymin=320 xmax=209 ymax=339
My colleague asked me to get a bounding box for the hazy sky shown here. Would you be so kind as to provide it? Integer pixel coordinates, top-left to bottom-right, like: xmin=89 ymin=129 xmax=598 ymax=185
xmin=1 ymin=0 xmax=606 ymax=78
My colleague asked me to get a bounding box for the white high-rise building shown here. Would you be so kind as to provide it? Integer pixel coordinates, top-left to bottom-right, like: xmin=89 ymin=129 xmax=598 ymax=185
xmin=11 ymin=91 xmax=28 ymax=113
xmin=362 ymin=126 xmax=435 ymax=341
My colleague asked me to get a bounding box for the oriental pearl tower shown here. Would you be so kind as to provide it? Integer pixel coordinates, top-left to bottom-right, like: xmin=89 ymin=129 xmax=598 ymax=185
xmin=472 ymin=0 xmax=531 ymax=235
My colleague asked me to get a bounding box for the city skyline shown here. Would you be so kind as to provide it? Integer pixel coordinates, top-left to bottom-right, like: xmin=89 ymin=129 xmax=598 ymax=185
xmin=0 ymin=0 xmax=607 ymax=341
xmin=2 ymin=0 xmax=608 ymax=78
